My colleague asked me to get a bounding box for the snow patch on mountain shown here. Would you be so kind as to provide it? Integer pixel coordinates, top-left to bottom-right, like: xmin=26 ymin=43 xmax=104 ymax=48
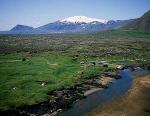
xmin=60 ymin=16 xmax=108 ymax=24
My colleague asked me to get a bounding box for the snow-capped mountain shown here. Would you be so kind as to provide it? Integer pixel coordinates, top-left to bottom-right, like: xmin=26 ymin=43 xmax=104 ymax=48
xmin=34 ymin=16 xmax=131 ymax=33
xmin=34 ymin=17 xmax=131 ymax=33
xmin=0 ymin=16 xmax=132 ymax=34
xmin=59 ymin=16 xmax=108 ymax=24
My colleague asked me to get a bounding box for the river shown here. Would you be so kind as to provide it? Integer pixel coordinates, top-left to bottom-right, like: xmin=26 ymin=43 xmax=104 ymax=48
xmin=59 ymin=69 xmax=150 ymax=116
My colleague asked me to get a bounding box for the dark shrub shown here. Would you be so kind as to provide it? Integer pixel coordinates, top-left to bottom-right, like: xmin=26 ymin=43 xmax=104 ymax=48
xmin=22 ymin=58 xmax=26 ymax=61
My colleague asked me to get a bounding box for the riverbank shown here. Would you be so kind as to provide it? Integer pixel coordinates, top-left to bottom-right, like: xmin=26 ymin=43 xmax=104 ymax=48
xmin=87 ymin=73 xmax=150 ymax=116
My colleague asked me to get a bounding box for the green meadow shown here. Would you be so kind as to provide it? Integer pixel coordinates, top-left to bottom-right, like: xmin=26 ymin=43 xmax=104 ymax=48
xmin=0 ymin=53 xmax=80 ymax=110
xmin=0 ymin=30 xmax=150 ymax=111
xmin=0 ymin=52 xmax=108 ymax=110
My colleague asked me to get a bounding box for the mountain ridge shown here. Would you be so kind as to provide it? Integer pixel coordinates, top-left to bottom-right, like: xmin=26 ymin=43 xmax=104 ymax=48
xmin=0 ymin=11 xmax=150 ymax=34
xmin=123 ymin=10 xmax=150 ymax=32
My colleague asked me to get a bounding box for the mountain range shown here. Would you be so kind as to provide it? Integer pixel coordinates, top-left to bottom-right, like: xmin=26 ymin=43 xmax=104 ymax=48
xmin=0 ymin=10 xmax=150 ymax=34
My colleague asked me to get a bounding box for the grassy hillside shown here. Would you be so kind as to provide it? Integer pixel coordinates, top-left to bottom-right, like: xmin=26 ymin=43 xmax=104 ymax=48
xmin=123 ymin=10 xmax=150 ymax=32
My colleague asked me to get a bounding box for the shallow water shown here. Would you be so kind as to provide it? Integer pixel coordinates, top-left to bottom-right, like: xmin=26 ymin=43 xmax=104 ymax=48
xmin=59 ymin=69 xmax=150 ymax=116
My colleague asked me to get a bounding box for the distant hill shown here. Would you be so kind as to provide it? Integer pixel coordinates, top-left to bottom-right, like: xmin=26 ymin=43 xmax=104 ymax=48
xmin=123 ymin=10 xmax=150 ymax=32
xmin=1 ymin=25 xmax=35 ymax=34
xmin=10 ymin=25 xmax=34 ymax=31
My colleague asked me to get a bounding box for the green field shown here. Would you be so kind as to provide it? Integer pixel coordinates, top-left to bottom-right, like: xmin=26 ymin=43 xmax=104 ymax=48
xmin=0 ymin=53 xmax=79 ymax=110
xmin=0 ymin=30 xmax=150 ymax=111
xmin=0 ymin=52 xmax=108 ymax=111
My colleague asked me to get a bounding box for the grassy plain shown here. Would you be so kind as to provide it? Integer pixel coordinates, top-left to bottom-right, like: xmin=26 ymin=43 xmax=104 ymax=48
xmin=0 ymin=30 xmax=150 ymax=111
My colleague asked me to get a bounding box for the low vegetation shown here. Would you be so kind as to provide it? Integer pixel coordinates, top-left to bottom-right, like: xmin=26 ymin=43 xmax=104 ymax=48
xmin=0 ymin=30 xmax=150 ymax=111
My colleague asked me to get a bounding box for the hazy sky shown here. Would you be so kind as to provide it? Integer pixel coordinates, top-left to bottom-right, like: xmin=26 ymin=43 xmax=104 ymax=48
xmin=0 ymin=0 xmax=150 ymax=31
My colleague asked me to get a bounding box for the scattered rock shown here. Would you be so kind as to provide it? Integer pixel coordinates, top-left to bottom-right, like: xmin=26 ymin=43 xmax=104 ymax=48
xmin=13 ymin=87 xmax=17 ymax=90
xmin=41 ymin=83 xmax=45 ymax=86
